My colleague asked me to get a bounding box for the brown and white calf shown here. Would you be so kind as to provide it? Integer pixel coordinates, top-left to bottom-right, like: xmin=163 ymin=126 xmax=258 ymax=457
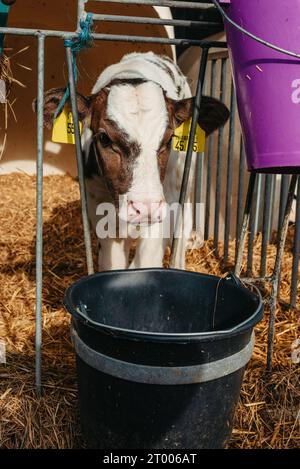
xmin=41 ymin=52 xmax=229 ymax=270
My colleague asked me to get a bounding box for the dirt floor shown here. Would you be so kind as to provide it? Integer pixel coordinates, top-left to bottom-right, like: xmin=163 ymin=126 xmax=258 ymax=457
xmin=0 ymin=173 xmax=299 ymax=449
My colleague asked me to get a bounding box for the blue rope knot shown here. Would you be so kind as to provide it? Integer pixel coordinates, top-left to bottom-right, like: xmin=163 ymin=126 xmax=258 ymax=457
xmin=64 ymin=13 xmax=94 ymax=53
xmin=54 ymin=13 xmax=93 ymax=120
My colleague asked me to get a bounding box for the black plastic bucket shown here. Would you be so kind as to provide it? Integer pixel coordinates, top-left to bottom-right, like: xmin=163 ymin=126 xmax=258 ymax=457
xmin=64 ymin=269 xmax=263 ymax=449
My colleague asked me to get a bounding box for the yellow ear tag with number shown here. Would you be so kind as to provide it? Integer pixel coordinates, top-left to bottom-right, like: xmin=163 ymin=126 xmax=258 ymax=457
xmin=52 ymin=108 xmax=82 ymax=145
xmin=173 ymin=118 xmax=205 ymax=153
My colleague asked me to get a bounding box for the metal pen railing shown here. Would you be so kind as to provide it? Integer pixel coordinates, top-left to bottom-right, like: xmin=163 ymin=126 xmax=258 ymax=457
xmin=204 ymin=50 xmax=299 ymax=316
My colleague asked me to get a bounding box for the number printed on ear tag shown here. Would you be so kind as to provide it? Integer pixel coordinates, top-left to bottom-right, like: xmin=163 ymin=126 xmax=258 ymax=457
xmin=52 ymin=108 xmax=82 ymax=145
xmin=173 ymin=118 xmax=205 ymax=153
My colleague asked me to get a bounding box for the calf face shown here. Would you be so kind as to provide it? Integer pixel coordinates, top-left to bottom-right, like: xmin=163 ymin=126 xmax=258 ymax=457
xmin=38 ymin=80 xmax=229 ymax=225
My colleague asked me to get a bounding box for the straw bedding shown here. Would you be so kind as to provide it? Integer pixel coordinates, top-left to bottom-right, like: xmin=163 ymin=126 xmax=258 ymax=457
xmin=0 ymin=173 xmax=299 ymax=449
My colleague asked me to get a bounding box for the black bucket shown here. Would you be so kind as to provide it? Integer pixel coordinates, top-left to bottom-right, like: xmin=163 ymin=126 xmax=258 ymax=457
xmin=64 ymin=269 xmax=263 ymax=449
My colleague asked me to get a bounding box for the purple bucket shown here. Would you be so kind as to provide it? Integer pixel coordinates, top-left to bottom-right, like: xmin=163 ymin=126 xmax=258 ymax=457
xmin=220 ymin=0 xmax=300 ymax=173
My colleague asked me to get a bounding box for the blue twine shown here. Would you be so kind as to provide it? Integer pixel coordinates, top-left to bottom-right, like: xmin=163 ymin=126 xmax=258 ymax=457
xmin=54 ymin=13 xmax=93 ymax=120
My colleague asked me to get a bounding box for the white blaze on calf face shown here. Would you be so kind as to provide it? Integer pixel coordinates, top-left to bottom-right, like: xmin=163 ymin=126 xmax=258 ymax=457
xmin=106 ymin=82 xmax=169 ymax=224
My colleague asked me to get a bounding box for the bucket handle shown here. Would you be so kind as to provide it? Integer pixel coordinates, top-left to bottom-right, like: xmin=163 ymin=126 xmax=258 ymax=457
xmin=212 ymin=0 xmax=300 ymax=59
xmin=212 ymin=273 xmax=261 ymax=330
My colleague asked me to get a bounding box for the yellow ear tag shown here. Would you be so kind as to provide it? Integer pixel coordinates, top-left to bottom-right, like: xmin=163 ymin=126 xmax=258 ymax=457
xmin=173 ymin=118 xmax=205 ymax=153
xmin=52 ymin=108 xmax=82 ymax=145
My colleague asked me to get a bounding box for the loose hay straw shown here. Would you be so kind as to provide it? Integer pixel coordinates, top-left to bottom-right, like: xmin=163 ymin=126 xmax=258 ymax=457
xmin=0 ymin=47 xmax=30 ymax=161
xmin=0 ymin=173 xmax=299 ymax=448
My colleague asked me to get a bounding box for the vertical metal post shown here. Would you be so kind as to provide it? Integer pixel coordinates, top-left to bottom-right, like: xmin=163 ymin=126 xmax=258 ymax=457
xmin=235 ymin=136 xmax=245 ymax=259
xmin=290 ymin=176 xmax=300 ymax=308
xmin=204 ymin=59 xmax=216 ymax=241
xmin=170 ymin=47 xmax=209 ymax=267
xmin=267 ymin=175 xmax=298 ymax=370
xmin=234 ymin=172 xmax=257 ymax=276
xmin=277 ymin=174 xmax=290 ymax=240
xmin=253 ymin=173 xmax=262 ymax=234
xmin=224 ymin=81 xmax=236 ymax=264
xmin=260 ymin=174 xmax=273 ymax=277
xmin=213 ymin=58 xmax=227 ymax=255
xmin=66 ymin=47 xmax=94 ymax=275
xmin=193 ymin=151 xmax=204 ymax=231
xmin=35 ymin=33 xmax=45 ymax=396
xmin=77 ymin=0 xmax=87 ymax=30
xmin=268 ymin=175 xmax=277 ymax=242
xmin=247 ymin=176 xmax=258 ymax=276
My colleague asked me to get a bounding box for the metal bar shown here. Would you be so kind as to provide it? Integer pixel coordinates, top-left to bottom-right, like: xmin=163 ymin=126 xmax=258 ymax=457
xmin=35 ymin=33 xmax=45 ymax=396
xmin=268 ymin=175 xmax=276 ymax=242
xmin=77 ymin=0 xmax=86 ymax=30
xmin=66 ymin=47 xmax=94 ymax=275
xmin=208 ymin=50 xmax=229 ymax=61
xmin=0 ymin=26 xmax=227 ymax=48
xmin=277 ymin=174 xmax=290 ymax=241
xmin=92 ymin=13 xmax=220 ymax=28
xmin=91 ymin=0 xmax=215 ymax=8
xmin=78 ymin=35 xmax=227 ymax=48
xmin=204 ymin=59 xmax=216 ymax=240
xmin=193 ymin=152 xmax=204 ymax=231
xmin=71 ymin=325 xmax=254 ymax=384
xmin=253 ymin=173 xmax=262 ymax=234
xmin=213 ymin=57 xmax=227 ymax=255
xmin=260 ymin=174 xmax=273 ymax=277
xmin=204 ymin=144 xmax=212 ymax=240
xmin=224 ymin=81 xmax=236 ymax=264
xmin=0 ymin=26 xmax=84 ymax=37
xmin=234 ymin=173 xmax=257 ymax=276
xmin=247 ymin=177 xmax=258 ymax=276
xmin=267 ymin=175 xmax=298 ymax=371
xmin=235 ymin=136 xmax=245 ymax=258
xmin=290 ymin=176 xmax=300 ymax=308
xmin=170 ymin=47 xmax=209 ymax=267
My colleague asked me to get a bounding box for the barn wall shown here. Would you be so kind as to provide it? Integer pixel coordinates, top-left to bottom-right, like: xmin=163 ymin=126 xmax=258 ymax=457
xmin=0 ymin=0 xmax=174 ymax=176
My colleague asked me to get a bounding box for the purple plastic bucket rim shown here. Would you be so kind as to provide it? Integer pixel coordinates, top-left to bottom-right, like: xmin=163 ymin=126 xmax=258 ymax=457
xmin=215 ymin=0 xmax=300 ymax=173
xmin=214 ymin=0 xmax=300 ymax=59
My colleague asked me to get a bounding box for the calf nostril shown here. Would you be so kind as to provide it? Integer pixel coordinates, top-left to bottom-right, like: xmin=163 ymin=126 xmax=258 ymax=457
xmin=129 ymin=199 xmax=165 ymax=222
xmin=129 ymin=200 xmax=142 ymax=216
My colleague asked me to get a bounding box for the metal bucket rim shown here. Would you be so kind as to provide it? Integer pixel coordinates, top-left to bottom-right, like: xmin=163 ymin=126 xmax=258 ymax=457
xmin=71 ymin=326 xmax=255 ymax=384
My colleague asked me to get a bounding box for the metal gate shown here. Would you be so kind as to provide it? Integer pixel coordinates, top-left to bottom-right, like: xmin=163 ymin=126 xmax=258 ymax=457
xmin=204 ymin=50 xmax=299 ymax=310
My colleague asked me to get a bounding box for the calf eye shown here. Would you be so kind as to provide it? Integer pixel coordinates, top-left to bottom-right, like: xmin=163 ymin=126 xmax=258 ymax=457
xmin=99 ymin=132 xmax=112 ymax=148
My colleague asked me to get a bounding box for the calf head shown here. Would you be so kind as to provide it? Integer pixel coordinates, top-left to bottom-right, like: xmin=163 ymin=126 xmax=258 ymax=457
xmin=37 ymin=82 xmax=229 ymax=225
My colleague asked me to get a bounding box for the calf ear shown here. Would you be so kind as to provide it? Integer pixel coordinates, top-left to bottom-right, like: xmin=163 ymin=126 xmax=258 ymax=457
xmin=32 ymin=87 xmax=91 ymax=129
xmin=172 ymin=95 xmax=230 ymax=135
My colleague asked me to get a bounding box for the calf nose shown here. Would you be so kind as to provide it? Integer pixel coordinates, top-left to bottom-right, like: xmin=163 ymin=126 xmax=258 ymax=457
xmin=128 ymin=199 xmax=165 ymax=224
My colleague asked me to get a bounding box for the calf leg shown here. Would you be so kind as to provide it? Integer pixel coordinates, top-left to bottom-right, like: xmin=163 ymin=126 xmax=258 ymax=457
xmin=131 ymin=238 xmax=165 ymax=268
xmin=130 ymin=223 xmax=166 ymax=268
xmin=98 ymin=238 xmax=132 ymax=271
